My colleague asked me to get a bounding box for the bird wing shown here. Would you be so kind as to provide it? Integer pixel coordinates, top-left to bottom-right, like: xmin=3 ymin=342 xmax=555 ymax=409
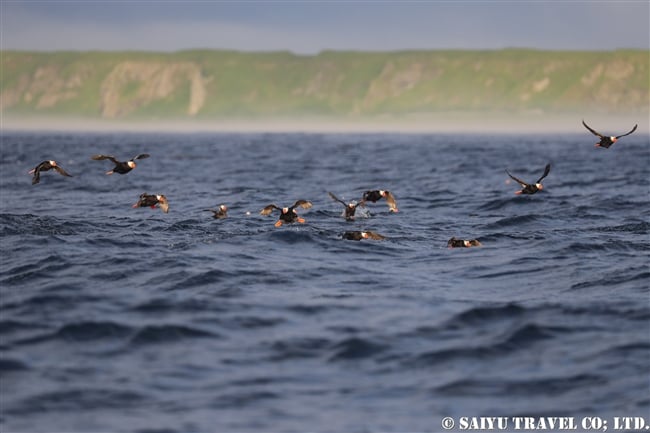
xmin=383 ymin=191 xmax=398 ymax=211
xmin=616 ymin=124 xmax=637 ymax=139
xmin=133 ymin=154 xmax=150 ymax=160
xmin=260 ymin=204 xmax=280 ymax=215
xmin=292 ymin=200 xmax=312 ymax=210
xmin=506 ymin=170 xmax=529 ymax=187
xmin=582 ymin=120 xmax=604 ymax=138
xmin=366 ymin=231 xmax=386 ymax=240
xmin=158 ymin=196 xmax=169 ymax=213
xmin=91 ymin=154 xmax=119 ymax=163
xmin=536 ymin=163 xmax=551 ymax=184
xmin=31 ymin=169 xmax=41 ymax=185
xmin=54 ymin=166 xmax=73 ymax=177
xmin=328 ymin=192 xmax=347 ymax=207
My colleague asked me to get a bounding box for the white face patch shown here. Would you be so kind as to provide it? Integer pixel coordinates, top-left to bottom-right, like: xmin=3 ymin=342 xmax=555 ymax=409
xmin=128 ymin=161 xmax=136 ymax=168
xmin=282 ymin=207 xmax=289 ymax=213
xmin=536 ymin=183 xmax=544 ymax=190
xmin=49 ymin=160 xmax=57 ymax=166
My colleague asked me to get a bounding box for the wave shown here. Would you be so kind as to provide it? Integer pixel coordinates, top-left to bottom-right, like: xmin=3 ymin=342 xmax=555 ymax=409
xmin=0 ymin=213 xmax=92 ymax=236
xmin=0 ymin=358 xmax=30 ymax=373
xmin=569 ymin=269 xmax=650 ymax=291
xmin=481 ymin=214 xmax=543 ymax=229
xmin=444 ymin=304 xmax=528 ymax=328
xmin=435 ymin=373 xmax=605 ymax=397
xmin=11 ymin=321 xmax=132 ymax=345
xmin=407 ymin=321 xmax=569 ymax=369
xmin=128 ymin=324 xmax=217 ymax=346
xmin=6 ymin=388 xmax=149 ymax=414
xmin=268 ymin=336 xmax=332 ymax=361
xmin=329 ymin=336 xmax=387 ymax=361
xmin=592 ymin=221 xmax=650 ymax=234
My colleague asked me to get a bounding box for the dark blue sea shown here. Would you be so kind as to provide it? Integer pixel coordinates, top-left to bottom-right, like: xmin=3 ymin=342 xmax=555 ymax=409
xmin=1 ymin=131 xmax=649 ymax=432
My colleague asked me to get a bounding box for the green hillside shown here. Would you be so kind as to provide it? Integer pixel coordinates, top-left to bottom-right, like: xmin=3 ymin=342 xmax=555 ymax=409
xmin=1 ymin=49 xmax=648 ymax=121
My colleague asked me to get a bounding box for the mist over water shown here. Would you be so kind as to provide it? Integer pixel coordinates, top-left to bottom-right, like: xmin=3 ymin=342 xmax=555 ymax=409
xmin=1 ymin=131 xmax=648 ymax=432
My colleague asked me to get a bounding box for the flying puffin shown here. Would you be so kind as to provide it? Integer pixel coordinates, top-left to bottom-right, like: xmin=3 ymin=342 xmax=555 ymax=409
xmin=506 ymin=163 xmax=551 ymax=195
xmin=328 ymin=192 xmax=365 ymax=220
xmin=28 ymin=160 xmax=72 ymax=185
xmin=132 ymin=193 xmax=169 ymax=213
xmin=582 ymin=120 xmax=637 ymax=149
xmin=205 ymin=205 xmax=228 ymax=219
xmin=362 ymin=190 xmax=398 ymax=212
xmin=91 ymin=153 xmax=150 ymax=174
xmin=260 ymin=200 xmax=312 ymax=227
xmin=342 ymin=231 xmax=386 ymax=241
xmin=447 ymin=237 xmax=482 ymax=248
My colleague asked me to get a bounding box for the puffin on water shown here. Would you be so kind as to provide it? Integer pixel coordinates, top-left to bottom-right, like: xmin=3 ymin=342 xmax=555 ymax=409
xmin=362 ymin=190 xmax=398 ymax=212
xmin=447 ymin=237 xmax=482 ymax=248
xmin=260 ymin=200 xmax=312 ymax=227
xmin=205 ymin=205 xmax=228 ymax=219
xmin=328 ymin=192 xmax=365 ymax=220
xmin=91 ymin=153 xmax=150 ymax=175
xmin=506 ymin=163 xmax=551 ymax=195
xmin=582 ymin=120 xmax=638 ymax=149
xmin=28 ymin=160 xmax=72 ymax=185
xmin=342 ymin=231 xmax=386 ymax=241
xmin=132 ymin=193 xmax=169 ymax=213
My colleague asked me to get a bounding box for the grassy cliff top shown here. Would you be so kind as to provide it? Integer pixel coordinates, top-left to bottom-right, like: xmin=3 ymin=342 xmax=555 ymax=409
xmin=2 ymin=49 xmax=648 ymax=131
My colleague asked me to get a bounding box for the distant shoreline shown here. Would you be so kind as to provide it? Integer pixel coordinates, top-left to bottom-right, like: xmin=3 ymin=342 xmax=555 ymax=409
xmin=3 ymin=112 xmax=648 ymax=134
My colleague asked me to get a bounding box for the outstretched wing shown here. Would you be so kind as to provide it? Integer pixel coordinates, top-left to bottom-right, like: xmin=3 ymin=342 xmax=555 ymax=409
xmin=582 ymin=120 xmax=604 ymax=138
xmin=383 ymin=191 xmax=398 ymax=212
xmin=328 ymin=192 xmax=348 ymax=207
xmin=506 ymin=170 xmax=528 ymax=188
xmin=31 ymin=169 xmax=41 ymax=185
xmin=365 ymin=231 xmax=386 ymax=240
xmin=536 ymin=163 xmax=551 ymax=184
xmin=260 ymin=204 xmax=280 ymax=216
xmin=157 ymin=195 xmax=169 ymax=213
xmin=292 ymin=199 xmax=312 ymax=210
xmin=91 ymin=154 xmax=119 ymax=163
xmin=133 ymin=153 xmax=150 ymax=160
xmin=54 ymin=166 xmax=73 ymax=177
xmin=616 ymin=124 xmax=637 ymax=139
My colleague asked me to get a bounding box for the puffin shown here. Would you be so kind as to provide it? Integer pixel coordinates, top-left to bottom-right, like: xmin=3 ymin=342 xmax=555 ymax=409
xmin=342 ymin=231 xmax=386 ymax=241
xmin=260 ymin=200 xmax=312 ymax=227
xmin=447 ymin=237 xmax=482 ymax=248
xmin=91 ymin=153 xmax=150 ymax=174
xmin=328 ymin=192 xmax=365 ymax=220
xmin=132 ymin=193 xmax=169 ymax=213
xmin=506 ymin=163 xmax=551 ymax=195
xmin=362 ymin=190 xmax=398 ymax=212
xmin=205 ymin=205 xmax=228 ymax=219
xmin=28 ymin=160 xmax=72 ymax=185
xmin=582 ymin=120 xmax=637 ymax=149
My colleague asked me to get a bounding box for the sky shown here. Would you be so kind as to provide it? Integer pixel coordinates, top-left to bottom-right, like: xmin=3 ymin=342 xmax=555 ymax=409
xmin=1 ymin=1 xmax=649 ymax=53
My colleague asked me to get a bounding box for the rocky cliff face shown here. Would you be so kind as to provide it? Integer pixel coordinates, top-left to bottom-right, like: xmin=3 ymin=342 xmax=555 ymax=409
xmin=2 ymin=50 xmax=648 ymax=119
xmin=99 ymin=61 xmax=207 ymax=118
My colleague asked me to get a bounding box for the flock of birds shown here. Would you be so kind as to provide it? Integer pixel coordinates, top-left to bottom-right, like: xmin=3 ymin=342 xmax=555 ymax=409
xmin=27 ymin=120 xmax=638 ymax=247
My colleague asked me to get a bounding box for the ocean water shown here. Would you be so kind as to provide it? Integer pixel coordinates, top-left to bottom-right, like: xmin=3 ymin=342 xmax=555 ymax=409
xmin=0 ymin=131 xmax=648 ymax=432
